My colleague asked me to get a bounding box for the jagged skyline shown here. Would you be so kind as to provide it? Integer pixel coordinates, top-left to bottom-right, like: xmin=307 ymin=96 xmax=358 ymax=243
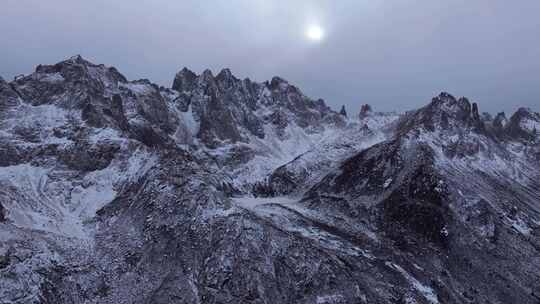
xmin=1 ymin=54 xmax=539 ymax=303
xmin=2 ymin=0 xmax=540 ymax=114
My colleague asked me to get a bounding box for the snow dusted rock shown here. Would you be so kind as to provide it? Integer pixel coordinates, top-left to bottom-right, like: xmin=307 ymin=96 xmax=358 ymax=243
xmin=488 ymin=111 xmax=509 ymax=138
xmin=396 ymin=92 xmax=483 ymax=135
xmin=0 ymin=77 xmax=20 ymax=113
xmin=172 ymin=67 xmax=344 ymax=149
xmin=358 ymin=104 xmax=372 ymax=120
xmin=0 ymin=55 xmax=539 ymax=304
xmin=506 ymin=107 xmax=540 ymax=141
xmin=304 ymin=93 xmax=540 ymax=303
xmin=265 ymin=122 xmax=385 ymax=196
xmin=358 ymin=103 xmax=399 ymax=132
xmin=339 ymin=105 xmax=347 ymax=117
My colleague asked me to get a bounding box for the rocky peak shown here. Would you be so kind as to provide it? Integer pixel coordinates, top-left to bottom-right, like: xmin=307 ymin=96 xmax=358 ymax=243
xmin=215 ymin=68 xmax=238 ymax=90
xmin=481 ymin=112 xmax=493 ymax=122
xmin=11 ymin=55 xmax=128 ymax=107
xmin=172 ymin=67 xmax=197 ymax=92
xmin=215 ymin=68 xmax=234 ymax=81
xmin=200 ymin=69 xmax=214 ymax=81
xmin=173 ymin=67 xmax=243 ymax=95
xmin=169 ymin=67 xmax=341 ymax=147
xmin=430 ymin=93 xmax=472 ymax=120
xmin=0 ymin=76 xmax=12 ymax=91
xmin=398 ymin=92 xmax=484 ymax=134
xmin=359 ymin=104 xmax=373 ymax=120
xmin=471 ymin=102 xmax=481 ymax=121
xmin=339 ymin=105 xmax=348 ymax=117
xmin=268 ymin=76 xmax=290 ymax=91
xmin=0 ymin=77 xmax=20 ymax=111
xmin=492 ymin=112 xmax=508 ymax=130
xmin=195 ymin=69 xmax=219 ymax=94
xmin=66 ymin=54 xmax=89 ymax=64
xmin=506 ymin=107 xmax=540 ymax=141
xmin=313 ymin=98 xmax=331 ymax=114
xmin=36 ymin=55 xmax=127 ymax=84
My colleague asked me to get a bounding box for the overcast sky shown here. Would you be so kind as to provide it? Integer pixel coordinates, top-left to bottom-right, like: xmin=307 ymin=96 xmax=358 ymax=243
xmin=2 ymin=0 xmax=539 ymax=114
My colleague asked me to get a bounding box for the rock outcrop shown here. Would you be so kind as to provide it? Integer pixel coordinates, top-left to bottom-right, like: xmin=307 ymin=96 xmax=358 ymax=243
xmin=0 ymin=56 xmax=539 ymax=304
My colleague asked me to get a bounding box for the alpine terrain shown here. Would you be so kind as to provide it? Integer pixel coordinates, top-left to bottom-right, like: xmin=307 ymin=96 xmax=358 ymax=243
xmin=1 ymin=56 xmax=539 ymax=304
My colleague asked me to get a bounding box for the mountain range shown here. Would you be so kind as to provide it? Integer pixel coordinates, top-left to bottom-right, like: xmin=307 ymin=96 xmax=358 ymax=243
xmin=1 ymin=56 xmax=539 ymax=303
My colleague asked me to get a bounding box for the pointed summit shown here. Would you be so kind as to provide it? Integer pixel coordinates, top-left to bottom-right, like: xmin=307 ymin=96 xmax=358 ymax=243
xmin=339 ymin=105 xmax=348 ymax=117
xmin=66 ymin=54 xmax=87 ymax=64
xmin=359 ymin=104 xmax=372 ymax=120
xmin=269 ymin=76 xmax=289 ymax=90
xmin=201 ymin=69 xmax=214 ymax=78
xmin=216 ymin=68 xmax=234 ymax=80
xmin=396 ymin=93 xmax=488 ymax=134
xmin=216 ymin=68 xmax=238 ymax=90
xmin=0 ymin=76 xmax=21 ymax=110
xmin=506 ymin=107 xmax=540 ymax=140
xmin=172 ymin=67 xmax=197 ymax=92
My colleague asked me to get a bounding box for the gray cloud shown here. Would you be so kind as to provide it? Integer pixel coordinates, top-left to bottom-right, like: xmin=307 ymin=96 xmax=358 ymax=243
xmin=2 ymin=0 xmax=539 ymax=114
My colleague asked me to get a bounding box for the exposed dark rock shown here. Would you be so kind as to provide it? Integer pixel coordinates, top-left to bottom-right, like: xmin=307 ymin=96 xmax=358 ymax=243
xmin=197 ymin=94 xmax=243 ymax=147
xmin=172 ymin=67 xmax=198 ymax=92
xmin=170 ymin=68 xmax=340 ymax=147
xmin=1 ymin=57 xmax=539 ymax=304
xmin=173 ymin=92 xmax=192 ymax=112
xmin=13 ymin=55 xmax=126 ymax=107
xmin=267 ymin=109 xmax=289 ymax=137
xmin=359 ymin=104 xmax=372 ymax=120
xmin=339 ymin=105 xmax=347 ymax=117
xmin=60 ymin=142 xmax=120 ymax=172
xmin=492 ymin=112 xmax=507 ymax=132
xmin=0 ymin=202 xmax=6 ymax=222
xmin=481 ymin=112 xmax=493 ymax=122
xmin=381 ymin=161 xmax=450 ymax=245
xmin=506 ymin=107 xmax=540 ymax=141
xmin=443 ymin=137 xmax=483 ymax=158
xmin=129 ymin=124 xmax=171 ymax=148
xmin=267 ymin=163 xmax=304 ymax=196
xmin=0 ymin=77 xmax=20 ymax=112
xmin=108 ymin=94 xmax=130 ymax=131
xmin=397 ymin=93 xmax=478 ymax=134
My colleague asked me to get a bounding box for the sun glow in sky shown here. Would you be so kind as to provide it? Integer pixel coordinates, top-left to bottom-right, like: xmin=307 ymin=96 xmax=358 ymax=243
xmin=2 ymin=1 xmax=540 ymax=113
xmin=306 ymin=25 xmax=324 ymax=42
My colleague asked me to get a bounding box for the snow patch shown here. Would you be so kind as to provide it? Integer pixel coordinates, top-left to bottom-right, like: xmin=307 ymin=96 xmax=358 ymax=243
xmin=89 ymin=127 xmax=123 ymax=144
xmin=37 ymin=72 xmax=64 ymax=83
xmin=120 ymin=82 xmax=152 ymax=95
xmin=0 ymin=148 xmax=157 ymax=239
xmin=316 ymin=294 xmax=345 ymax=304
xmin=520 ymin=119 xmax=540 ymax=134
xmin=386 ymin=262 xmax=439 ymax=304
xmin=511 ymin=217 xmax=532 ymax=236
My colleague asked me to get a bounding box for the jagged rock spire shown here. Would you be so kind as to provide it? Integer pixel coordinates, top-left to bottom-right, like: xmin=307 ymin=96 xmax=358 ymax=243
xmin=359 ymin=104 xmax=372 ymax=120
xmin=507 ymin=107 xmax=540 ymax=140
xmin=172 ymin=67 xmax=197 ymax=92
xmin=339 ymin=105 xmax=347 ymax=117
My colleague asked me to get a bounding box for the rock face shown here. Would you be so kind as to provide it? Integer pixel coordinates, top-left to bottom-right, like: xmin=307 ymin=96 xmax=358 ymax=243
xmin=339 ymin=105 xmax=347 ymax=117
xmin=171 ymin=68 xmax=343 ymax=148
xmin=506 ymin=107 xmax=540 ymax=141
xmin=0 ymin=57 xmax=539 ymax=304
xmin=0 ymin=77 xmax=20 ymax=113
xmin=0 ymin=203 xmax=5 ymax=222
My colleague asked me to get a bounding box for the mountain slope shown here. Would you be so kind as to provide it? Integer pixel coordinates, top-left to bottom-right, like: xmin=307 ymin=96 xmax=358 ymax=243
xmin=305 ymin=92 xmax=540 ymax=303
xmin=0 ymin=57 xmax=539 ymax=304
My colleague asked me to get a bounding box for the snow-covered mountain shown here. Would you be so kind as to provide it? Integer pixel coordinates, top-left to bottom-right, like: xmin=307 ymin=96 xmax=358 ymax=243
xmin=0 ymin=56 xmax=539 ymax=303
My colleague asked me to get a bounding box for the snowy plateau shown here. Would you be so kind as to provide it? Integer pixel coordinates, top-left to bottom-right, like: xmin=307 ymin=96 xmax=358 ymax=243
xmin=0 ymin=56 xmax=539 ymax=303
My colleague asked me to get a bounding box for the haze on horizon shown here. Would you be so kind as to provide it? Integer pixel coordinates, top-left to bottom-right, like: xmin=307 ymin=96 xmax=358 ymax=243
xmin=2 ymin=0 xmax=540 ymax=115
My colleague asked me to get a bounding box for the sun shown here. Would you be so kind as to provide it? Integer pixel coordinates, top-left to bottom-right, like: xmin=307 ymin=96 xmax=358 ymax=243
xmin=306 ymin=25 xmax=325 ymax=42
